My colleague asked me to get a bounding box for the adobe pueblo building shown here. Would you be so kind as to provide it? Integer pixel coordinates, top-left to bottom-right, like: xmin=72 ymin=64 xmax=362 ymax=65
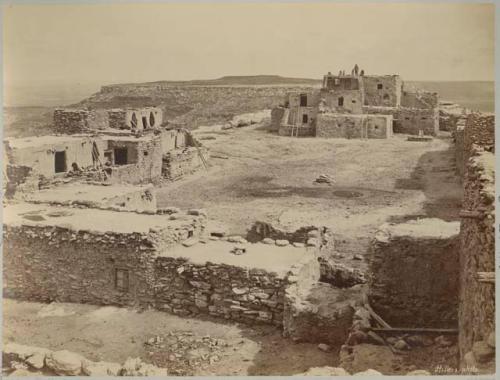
xmin=4 ymin=106 xmax=209 ymax=194
xmin=271 ymin=65 xmax=438 ymax=138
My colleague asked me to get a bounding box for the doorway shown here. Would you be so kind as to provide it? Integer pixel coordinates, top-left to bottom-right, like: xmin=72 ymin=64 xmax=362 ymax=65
xmin=54 ymin=151 xmax=67 ymax=173
xmin=114 ymin=148 xmax=128 ymax=165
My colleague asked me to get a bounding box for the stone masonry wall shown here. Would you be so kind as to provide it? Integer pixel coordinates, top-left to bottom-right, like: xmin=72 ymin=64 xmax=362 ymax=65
xmin=458 ymin=148 xmax=495 ymax=362
xmin=316 ymin=114 xmax=391 ymax=139
xmin=53 ymin=109 xmax=90 ymax=134
xmin=362 ymin=76 xmax=402 ymax=107
xmin=3 ymin=218 xmax=204 ymax=307
xmin=153 ymin=256 xmax=288 ymax=326
xmin=463 ymin=113 xmax=495 ymax=160
xmin=368 ymin=219 xmax=460 ymax=328
xmin=162 ymin=147 xmax=209 ymax=180
xmin=394 ymin=107 xmax=439 ymax=136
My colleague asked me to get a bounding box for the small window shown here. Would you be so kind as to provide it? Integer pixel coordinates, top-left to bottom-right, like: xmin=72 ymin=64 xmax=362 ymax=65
xmin=188 ymin=230 xmax=194 ymax=238
xmin=421 ymin=117 xmax=427 ymax=120
xmin=377 ymin=84 xmax=383 ymax=90
xmin=144 ymin=151 xmax=149 ymax=156
xmin=142 ymin=116 xmax=148 ymax=129
xmin=300 ymin=94 xmax=307 ymax=107
xmin=334 ymin=78 xmax=340 ymax=85
xmin=115 ymin=269 xmax=129 ymax=291
xmin=383 ymin=94 xmax=390 ymax=100
xmin=149 ymin=112 xmax=155 ymax=127
xmin=352 ymin=100 xmax=356 ymax=103
xmin=405 ymin=117 xmax=410 ymax=120
xmin=338 ymin=97 xmax=344 ymax=107
xmin=302 ymin=114 xmax=309 ymax=124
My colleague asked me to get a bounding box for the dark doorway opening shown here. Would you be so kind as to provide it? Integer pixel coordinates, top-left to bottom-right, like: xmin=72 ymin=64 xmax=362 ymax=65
xmin=338 ymin=97 xmax=344 ymax=107
xmin=302 ymin=114 xmax=309 ymax=124
xmin=54 ymin=151 xmax=67 ymax=173
xmin=131 ymin=113 xmax=138 ymax=129
xmin=142 ymin=116 xmax=148 ymax=129
xmin=149 ymin=112 xmax=155 ymax=127
xmin=300 ymin=94 xmax=307 ymax=107
xmin=114 ymin=148 xmax=128 ymax=165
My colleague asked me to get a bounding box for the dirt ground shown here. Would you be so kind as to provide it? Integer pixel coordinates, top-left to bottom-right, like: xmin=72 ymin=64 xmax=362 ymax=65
xmin=159 ymin=124 xmax=462 ymax=271
xmin=3 ymin=124 xmax=463 ymax=375
xmin=3 ymin=299 xmax=335 ymax=376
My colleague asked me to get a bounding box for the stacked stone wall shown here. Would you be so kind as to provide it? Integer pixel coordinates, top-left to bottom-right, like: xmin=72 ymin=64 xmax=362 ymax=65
xmin=53 ymin=109 xmax=90 ymax=134
xmin=162 ymin=147 xmax=209 ymax=180
xmin=393 ymin=108 xmax=439 ymax=136
xmin=458 ymin=149 xmax=495 ymax=362
xmin=316 ymin=114 xmax=391 ymax=139
xmin=154 ymin=257 xmax=288 ymax=326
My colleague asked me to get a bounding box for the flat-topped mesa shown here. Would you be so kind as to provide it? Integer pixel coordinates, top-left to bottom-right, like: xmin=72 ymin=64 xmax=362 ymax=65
xmin=271 ymin=65 xmax=439 ymax=138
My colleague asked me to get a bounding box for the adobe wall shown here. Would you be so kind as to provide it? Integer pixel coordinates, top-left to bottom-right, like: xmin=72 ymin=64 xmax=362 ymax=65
xmin=401 ymin=91 xmax=438 ymax=109
xmin=159 ymin=129 xmax=187 ymax=152
xmin=316 ymin=114 xmax=392 ymax=139
xmin=105 ymin=136 xmax=163 ymax=184
xmin=458 ymin=149 xmax=495 ymax=362
xmin=108 ymin=108 xmax=163 ymax=131
xmin=4 ymin=137 xmax=106 ymax=178
xmin=162 ymin=147 xmax=209 ymax=180
xmin=368 ymin=219 xmax=460 ymax=328
xmin=362 ymin=76 xmax=402 ymax=107
xmin=393 ymin=107 xmax=439 ymax=136
xmin=319 ymin=89 xmax=363 ymax=114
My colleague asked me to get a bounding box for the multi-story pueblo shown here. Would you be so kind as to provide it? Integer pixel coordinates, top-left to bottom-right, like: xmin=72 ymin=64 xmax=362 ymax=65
xmin=2 ymin=2 xmax=495 ymax=377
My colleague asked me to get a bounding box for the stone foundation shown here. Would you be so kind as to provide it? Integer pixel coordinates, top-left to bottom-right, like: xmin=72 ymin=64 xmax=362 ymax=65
xmin=316 ymin=113 xmax=392 ymax=139
xmin=162 ymin=147 xmax=209 ymax=180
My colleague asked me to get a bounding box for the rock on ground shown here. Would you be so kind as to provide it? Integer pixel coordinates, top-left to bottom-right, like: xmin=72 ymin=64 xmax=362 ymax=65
xmin=45 ymin=350 xmax=85 ymax=375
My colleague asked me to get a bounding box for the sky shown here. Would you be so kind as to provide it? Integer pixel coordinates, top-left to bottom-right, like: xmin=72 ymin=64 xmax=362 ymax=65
xmin=3 ymin=2 xmax=495 ymax=87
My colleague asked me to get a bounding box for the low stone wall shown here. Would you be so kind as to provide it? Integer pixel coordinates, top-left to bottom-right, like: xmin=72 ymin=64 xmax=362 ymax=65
xmin=154 ymin=256 xmax=290 ymax=326
xmin=162 ymin=147 xmax=209 ymax=180
xmin=316 ymin=114 xmax=392 ymax=139
xmin=464 ymin=113 xmax=495 ymax=160
xmin=53 ymin=109 xmax=90 ymax=134
xmin=454 ymin=118 xmax=466 ymax=178
xmin=368 ymin=219 xmax=460 ymax=328
xmin=458 ymin=148 xmax=495 ymax=364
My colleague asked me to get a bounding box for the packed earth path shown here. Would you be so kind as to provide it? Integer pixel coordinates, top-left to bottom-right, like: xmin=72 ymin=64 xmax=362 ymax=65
xmin=156 ymin=123 xmax=462 ymax=270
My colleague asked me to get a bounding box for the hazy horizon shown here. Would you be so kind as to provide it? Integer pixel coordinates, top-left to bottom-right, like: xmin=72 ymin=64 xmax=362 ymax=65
xmin=4 ymin=3 xmax=494 ymax=87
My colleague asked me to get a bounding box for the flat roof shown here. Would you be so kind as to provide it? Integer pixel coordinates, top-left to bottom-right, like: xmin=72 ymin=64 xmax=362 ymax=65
xmin=4 ymin=203 xmax=193 ymax=234
xmin=162 ymin=240 xmax=312 ymax=277
xmin=5 ymin=135 xmax=94 ymax=150
xmin=24 ymin=183 xmax=154 ymax=207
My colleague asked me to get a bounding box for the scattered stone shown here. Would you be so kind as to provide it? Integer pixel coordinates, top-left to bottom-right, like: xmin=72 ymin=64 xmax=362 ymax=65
xmin=230 ymin=244 xmax=246 ymax=255
xmin=121 ymin=357 xmax=168 ymax=376
xmin=292 ymin=242 xmax=305 ymax=248
xmin=353 ymin=307 xmax=370 ymax=321
xmin=317 ymin=343 xmax=331 ymax=352
xmin=45 ymin=350 xmax=85 ymax=375
xmin=275 ymin=239 xmax=289 ymax=247
xmin=346 ymin=330 xmax=368 ymax=346
xmin=386 ymin=337 xmax=397 ymax=345
xmin=182 ymin=238 xmax=199 ymax=247
xmin=393 ymin=339 xmax=410 ymax=351
xmin=306 ymin=238 xmax=319 ymax=247
xmin=227 ymin=235 xmax=246 ymax=244
xmin=463 ymin=351 xmax=478 ymax=369
xmin=187 ymin=209 xmax=207 ymax=217
xmin=315 ymin=174 xmax=335 ymax=184
xmin=26 ymin=352 xmax=45 ymax=370
xmin=262 ymin=238 xmax=275 ymax=245
xmin=434 ymin=335 xmax=453 ymax=347
xmin=352 ymin=254 xmax=363 ymax=260
xmin=406 ymin=335 xmax=433 ymax=347
xmin=82 ymin=360 xmax=121 ymax=376
xmin=472 ymin=340 xmax=494 ymax=363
